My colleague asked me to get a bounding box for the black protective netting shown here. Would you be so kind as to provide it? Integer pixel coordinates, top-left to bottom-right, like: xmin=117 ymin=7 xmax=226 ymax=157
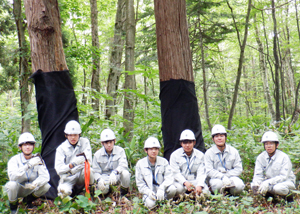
xmin=160 ymin=79 xmax=206 ymax=161
xmin=30 ymin=70 xmax=78 ymax=199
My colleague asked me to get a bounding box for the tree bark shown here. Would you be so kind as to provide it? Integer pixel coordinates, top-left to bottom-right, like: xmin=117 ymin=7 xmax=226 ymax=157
xmin=23 ymin=0 xmax=68 ymax=72
xmin=106 ymin=0 xmax=126 ymax=120
xmin=199 ymin=21 xmax=211 ymax=130
xmin=295 ymin=0 xmax=300 ymax=43
xmin=123 ymin=0 xmax=136 ymax=139
xmin=254 ymin=14 xmax=276 ymax=122
xmin=154 ymin=0 xmax=193 ymax=82
xmin=90 ymin=0 xmax=101 ymax=113
xmin=13 ymin=0 xmax=31 ymax=132
xmin=227 ymin=0 xmax=252 ymax=129
xmin=271 ymin=0 xmax=281 ymax=123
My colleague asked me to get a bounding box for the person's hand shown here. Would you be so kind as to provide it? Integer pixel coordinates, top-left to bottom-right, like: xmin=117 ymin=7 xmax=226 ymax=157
xmin=25 ymin=181 xmax=38 ymax=190
xmin=147 ymin=190 xmax=156 ymax=201
xmin=97 ymin=179 xmax=106 ymax=191
xmin=195 ymin=186 xmax=203 ymax=195
xmin=156 ymin=189 xmax=164 ymax=201
xmin=258 ymin=181 xmax=269 ymax=195
xmin=222 ymin=176 xmax=231 ymax=187
xmin=70 ymin=164 xmax=84 ymax=175
xmin=71 ymin=156 xmax=85 ymax=167
xmin=184 ymin=181 xmax=194 ymax=192
xmin=27 ymin=157 xmax=42 ymax=168
xmin=109 ymin=171 xmax=118 ymax=185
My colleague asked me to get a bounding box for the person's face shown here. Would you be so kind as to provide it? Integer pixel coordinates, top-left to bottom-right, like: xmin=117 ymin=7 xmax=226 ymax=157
xmin=145 ymin=147 xmax=159 ymax=159
xmin=66 ymin=134 xmax=80 ymax=145
xmin=264 ymin=141 xmax=278 ymax=154
xmin=102 ymin=140 xmax=115 ymax=154
xmin=212 ymin=134 xmax=226 ymax=147
xmin=19 ymin=142 xmax=35 ymax=156
xmin=180 ymin=140 xmax=195 ymax=154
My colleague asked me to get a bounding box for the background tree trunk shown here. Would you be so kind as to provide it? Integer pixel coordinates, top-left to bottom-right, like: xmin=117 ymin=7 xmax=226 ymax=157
xmin=106 ymin=0 xmax=126 ymax=120
xmin=227 ymin=0 xmax=251 ymax=129
xmin=123 ymin=0 xmax=136 ymax=139
xmin=90 ymin=0 xmax=101 ymax=113
xmin=254 ymin=14 xmax=276 ymax=122
xmin=23 ymin=0 xmax=67 ymax=72
xmin=199 ymin=22 xmax=211 ymax=130
xmin=13 ymin=0 xmax=31 ymax=132
xmin=271 ymin=0 xmax=281 ymax=123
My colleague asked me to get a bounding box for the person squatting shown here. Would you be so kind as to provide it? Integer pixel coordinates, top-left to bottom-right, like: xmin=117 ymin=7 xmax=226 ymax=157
xmin=5 ymin=122 xmax=297 ymax=212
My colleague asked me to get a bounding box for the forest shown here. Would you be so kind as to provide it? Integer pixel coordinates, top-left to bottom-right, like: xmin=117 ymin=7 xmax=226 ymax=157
xmin=1 ymin=0 xmax=300 ymax=213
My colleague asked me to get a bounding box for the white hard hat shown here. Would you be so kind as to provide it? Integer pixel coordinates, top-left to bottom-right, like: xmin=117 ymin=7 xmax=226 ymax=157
xmin=64 ymin=120 xmax=81 ymax=134
xmin=18 ymin=132 xmax=36 ymax=146
xmin=100 ymin=128 xmax=116 ymax=141
xmin=144 ymin=137 xmax=161 ymax=149
xmin=261 ymin=131 xmax=279 ymax=144
xmin=211 ymin=124 xmax=227 ymax=136
xmin=179 ymin=129 xmax=196 ymax=141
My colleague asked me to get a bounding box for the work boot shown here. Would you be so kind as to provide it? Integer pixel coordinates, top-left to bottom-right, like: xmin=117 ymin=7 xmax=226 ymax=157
xmin=9 ymin=202 xmax=18 ymax=214
xmin=23 ymin=193 xmax=37 ymax=209
xmin=120 ymin=186 xmax=129 ymax=197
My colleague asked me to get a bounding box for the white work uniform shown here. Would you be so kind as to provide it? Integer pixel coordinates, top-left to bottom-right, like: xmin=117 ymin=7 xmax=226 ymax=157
xmin=170 ymin=148 xmax=209 ymax=195
xmin=92 ymin=145 xmax=130 ymax=194
xmin=136 ymin=156 xmax=176 ymax=209
xmin=251 ymin=150 xmax=295 ymax=196
xmin=55 ymin=137 xmax=94 ymax=196
xmin=5 ymin=153 xmax=50 ymax=202
xmin=205 ymin=144 xmax=245 ymax=195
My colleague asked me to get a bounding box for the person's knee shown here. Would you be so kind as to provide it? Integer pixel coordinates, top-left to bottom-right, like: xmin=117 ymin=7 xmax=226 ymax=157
xmin=174 ymin=183 xmax=185 ymax=195
xmin=273 ymin=184 xmax=289 ymax=196
xmin=5 ymin=181 xmax=18 ymax=192
xmin=210 ymin=179 xmax=222 ymax=193
xmin=120 ymin=170 xmax=131 ymax=187
xmin=166 ymin=185 xmax=176 ymax=199
xmin=58 ymin=183 xmax=72 ymax=196
xmin=145 ymin=197 xmax=156 ymax=209
xmin=34 ymin=183 xmax=51 ymax=197
xmin=230 ymin=178 xmax=245 ymax=195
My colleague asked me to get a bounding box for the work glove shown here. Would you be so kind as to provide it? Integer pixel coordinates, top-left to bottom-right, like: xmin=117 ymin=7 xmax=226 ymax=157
xmin=222 ymin=176 xmax=231 ymax=187
xmin=109 ymin=171 xmax=118 ymax=185
xmin=258 ymin=180 xmax=269 ymax=195
xmin=70 ymin=164 xmax=84 ymax=175
xmin=147 ymin=190 xmax=157 ymax=201
xmin=156 ymin=189 xmax=165 ymax=201
xmin=71 ymin=156 xmax=85 ymax=167
xmin=27 ymin=157 xmax=42 ymax=168
xmin=24 ymin=181 xmax=38 ymax=191
xmin=97 ymin=179 xmax=106 ymax=192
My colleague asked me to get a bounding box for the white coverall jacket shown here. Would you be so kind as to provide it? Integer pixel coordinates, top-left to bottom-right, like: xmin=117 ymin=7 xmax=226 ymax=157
xmin=205 ymin=144 xmax=245 ymax=195
xmin=5 ymin=153 xmax=50 ymax=202
xmin=170 ymin=147 xmax=209 ymax=195
xmin=135 ymin=156 xmax=176 ymax=208
xmin=55 ymin=137 xmax=94 ymax=196
xmin=92 ymin=145 xmax=130 ymax=194
xmin=251 ymin=150 xmax=295 ymax=196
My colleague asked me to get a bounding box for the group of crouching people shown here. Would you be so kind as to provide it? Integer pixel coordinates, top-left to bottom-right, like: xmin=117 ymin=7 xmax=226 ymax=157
xmin=5 ymin=121 xmax=296 ymax=212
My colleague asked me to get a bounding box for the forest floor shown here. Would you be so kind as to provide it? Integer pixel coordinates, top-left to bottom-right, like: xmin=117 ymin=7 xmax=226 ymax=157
xmin=3 ymin=183 xmax=300 ymax=214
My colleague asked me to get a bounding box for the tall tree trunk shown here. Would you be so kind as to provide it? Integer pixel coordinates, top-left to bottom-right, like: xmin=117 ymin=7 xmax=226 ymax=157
xmin=295 ymin=0 xmax=300 ymax=42
xmin=227 ymin=0 xmax=252 ymax=129
xmin=23 ymin=0 xmax=67 ymax=72
xmin=254 ymin=14 xmax=276 ymax=122
xmin=123 ymin=0 xmax=136 ymax=139
xmin=13 ymin=0 xmax=31 ymax=132
xmin=199 ymin=21 xmax=211 ymax=130
xmin=154 ymin=0 xmax=205 ymax=160
xmin=90 ymin=0 xmax=101 ymax=113
xmin=271 ymin=0 xmax=281 ymax=123
xmin=106 ymin=0 xmax=126 ymax=120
